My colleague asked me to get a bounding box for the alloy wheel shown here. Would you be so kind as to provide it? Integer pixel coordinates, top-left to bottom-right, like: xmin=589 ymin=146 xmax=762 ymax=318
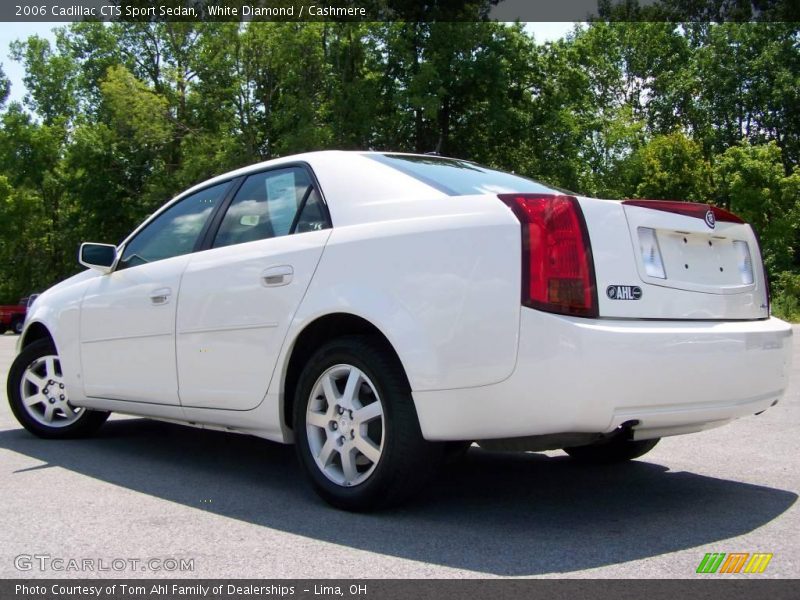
xmin=18 ymin=354 xmax=82 ymax=427
xmin=305 ymin=364 xmax=385 ymax=487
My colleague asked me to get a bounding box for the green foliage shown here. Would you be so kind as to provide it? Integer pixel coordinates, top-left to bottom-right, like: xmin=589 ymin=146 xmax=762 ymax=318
xmin=0 ymin=64 xmax=9 ymax=109
xmin=101 ymin=65 xmax=172 ymax=149
xmin=0 ymin=21 xmax=798 ymax=315
xmin=9 ymin=35 xmax=78 ymax=125
xmin=626 ymin=131 xmax=712 ymax=202
xmin=714 ymin=140 xmax=799 ymax=275
xmin=0 ymin=174 xmax=51 ymax=301
xmin=771 ymin=272 xmax=800 ymax=323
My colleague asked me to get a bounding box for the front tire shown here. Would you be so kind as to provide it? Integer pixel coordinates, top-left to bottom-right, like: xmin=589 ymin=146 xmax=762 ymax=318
xmin=293 ymin=335 xmax=440 ymax=511
xmin=12 ymin=318 xmax=24 ymax=335
xmin=564 ymin=436 xmax=660 ymax=464
xmin=7 ymin=338 xmax=109 ymax=439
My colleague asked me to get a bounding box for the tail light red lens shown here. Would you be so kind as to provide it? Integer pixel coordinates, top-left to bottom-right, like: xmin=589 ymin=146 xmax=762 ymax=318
xmin=622 ymin=199 xmax=745 ymax=224
xmin=499 ymin=193 xmax=598 ymax=318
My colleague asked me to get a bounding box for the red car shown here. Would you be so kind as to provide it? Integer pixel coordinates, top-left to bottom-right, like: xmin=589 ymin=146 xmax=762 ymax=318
xmin=0 ymin=298 xmax=29 ymax=335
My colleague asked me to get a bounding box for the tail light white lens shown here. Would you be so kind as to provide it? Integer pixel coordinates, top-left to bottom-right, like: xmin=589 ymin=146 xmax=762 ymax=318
xmin=733 ymin=240 xmax=754 ymax=285
xmin=498 ymin=193 xmax=598 ymax=318
xmin=637 ymin=227 xmax=666 ymax=279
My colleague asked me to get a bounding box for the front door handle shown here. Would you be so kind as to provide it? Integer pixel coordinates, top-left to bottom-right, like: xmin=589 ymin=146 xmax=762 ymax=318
xmin=150 ymin=287 xmax=172 ymax=305
xmin=262 ymin=265 xmax=294 ymax=287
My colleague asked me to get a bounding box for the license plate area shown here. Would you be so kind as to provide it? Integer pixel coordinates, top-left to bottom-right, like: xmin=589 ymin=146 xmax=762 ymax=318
xmin=621 ymin=203 xmax=758 ymax=296
xmin=648 ymin=229 xmax=755 ymax=294
xmin=663 ymin=231 xmax=740 ymax=283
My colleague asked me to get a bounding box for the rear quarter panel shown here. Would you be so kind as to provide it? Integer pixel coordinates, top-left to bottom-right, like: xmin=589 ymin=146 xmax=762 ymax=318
xmin=274 ymin=194 xmax=523 ymax=393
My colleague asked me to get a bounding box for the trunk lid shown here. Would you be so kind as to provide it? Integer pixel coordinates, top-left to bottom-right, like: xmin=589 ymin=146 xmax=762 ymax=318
xmin=578 ymin=198 xmax=769 ymax=320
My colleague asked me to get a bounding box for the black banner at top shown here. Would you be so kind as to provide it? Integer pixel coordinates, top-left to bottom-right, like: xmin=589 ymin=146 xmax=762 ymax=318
xmin=1 ymin=0 xmax=799 ymax=23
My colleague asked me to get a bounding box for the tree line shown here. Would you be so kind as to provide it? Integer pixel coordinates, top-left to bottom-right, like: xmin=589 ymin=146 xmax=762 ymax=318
xmin=0 ymin=21 xmax=798 ymax=318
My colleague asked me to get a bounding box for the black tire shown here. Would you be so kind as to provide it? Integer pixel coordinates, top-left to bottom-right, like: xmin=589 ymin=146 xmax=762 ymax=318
xmin=563 ymin=435 xmax=659 ymax=464
xmin=293 ymin=335 xmax=441 ymax=511
xmin=12 ymin=318 xmax=24 ymax=335
xmin=0 ymin=325 xmax=7 ymax=335
xmin=7 ymin=338 xmax=110 ymax=439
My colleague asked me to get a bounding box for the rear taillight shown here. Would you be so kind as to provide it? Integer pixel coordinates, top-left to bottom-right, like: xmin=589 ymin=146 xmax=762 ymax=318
xmin=622 ymin=199 xmax=745 ymax=224
xmin=499 ymin=193 xmax=598 ymax=318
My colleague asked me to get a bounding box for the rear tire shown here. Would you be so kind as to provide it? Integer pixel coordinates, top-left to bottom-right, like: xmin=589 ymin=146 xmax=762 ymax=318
xmin=12 ymin=318 xmax=24 ymax=335
xmin=7 ymin=338 xmax=110 ymax=439
xmin=293 ymin=335 xmax=440 ymax=511
xmin=564 ymin=436 xmax=659 ymax=464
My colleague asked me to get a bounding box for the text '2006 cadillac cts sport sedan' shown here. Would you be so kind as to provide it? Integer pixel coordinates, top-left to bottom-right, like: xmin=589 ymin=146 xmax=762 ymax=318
xmin=7 ymin=151 xmax=792 ymax=510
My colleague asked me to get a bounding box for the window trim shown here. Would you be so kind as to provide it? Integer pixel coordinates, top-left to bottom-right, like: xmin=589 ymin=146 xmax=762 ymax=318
xmin=288 ymin=184 xmax=316 ymax=235
xmin=111 ymin=161 xmax=332 ymax=273
xmin=197 ymin=161 xmax=332 ymax=252
xmin=194 ymin=175 xmax=246 ymax=251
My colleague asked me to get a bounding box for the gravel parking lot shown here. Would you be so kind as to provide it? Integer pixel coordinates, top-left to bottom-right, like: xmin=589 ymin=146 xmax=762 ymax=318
xmin=0 ymin=329 xmax=797 ymax=579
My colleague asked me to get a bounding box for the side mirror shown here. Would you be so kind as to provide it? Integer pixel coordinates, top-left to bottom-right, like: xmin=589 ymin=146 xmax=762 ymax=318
xmin=79 ymin=243 xmax=118 ymax=274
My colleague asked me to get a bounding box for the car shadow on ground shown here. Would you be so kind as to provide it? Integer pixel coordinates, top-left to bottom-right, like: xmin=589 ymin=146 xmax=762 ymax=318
xmin=0 ymin=418 xmax=795 ymax=576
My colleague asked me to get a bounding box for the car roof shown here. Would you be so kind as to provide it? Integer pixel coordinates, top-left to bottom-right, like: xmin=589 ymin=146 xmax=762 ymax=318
xmin=177 ymin=150 xmax=452 ymax=199
xmin=117 ymin=151 xmax=450 ymax=248
xmin=170 ymin=151 xmax=451 ymax=226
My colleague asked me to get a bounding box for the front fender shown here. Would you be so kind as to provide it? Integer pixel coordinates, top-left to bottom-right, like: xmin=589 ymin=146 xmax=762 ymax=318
xmin=19 ymin=270 xmax=98 ymax=402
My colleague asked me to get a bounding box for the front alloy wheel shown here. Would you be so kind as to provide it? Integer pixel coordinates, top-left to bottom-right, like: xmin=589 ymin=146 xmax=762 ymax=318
xmin=20 ymin=353 xmax=82 ymax=428
xmin=7 ymin=338 xmax=109 ymax=438
xmin=294 ymin=335 xmax=440 ymax=511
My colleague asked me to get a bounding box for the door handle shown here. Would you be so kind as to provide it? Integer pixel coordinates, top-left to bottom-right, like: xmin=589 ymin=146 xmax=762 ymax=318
xmin=262 ymin=265 xmax=294 ymax=287
xmin=149 ymin=287 xmax=172 ymax=305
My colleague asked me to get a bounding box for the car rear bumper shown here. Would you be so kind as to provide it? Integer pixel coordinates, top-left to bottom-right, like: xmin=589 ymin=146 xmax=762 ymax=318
xmin=413 ymin=311 xmax=792 ymax=441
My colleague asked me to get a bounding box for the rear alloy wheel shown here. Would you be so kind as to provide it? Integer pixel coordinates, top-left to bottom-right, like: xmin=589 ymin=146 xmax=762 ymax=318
xmin=563 ymin=435 xmax=660 ymax=464
xmin=294 ymin=335 xmax=440 ymax=511
xmin=12 ymin=319 xmax=24 ymax=335
xmin=305 ymin=363 xmax=385 ymax=487
xmin=7 ymin=338 xmax=109 ymax=438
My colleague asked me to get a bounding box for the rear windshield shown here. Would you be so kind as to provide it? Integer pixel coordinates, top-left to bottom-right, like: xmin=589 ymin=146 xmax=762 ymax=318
xmin=365 ymin=153 xmax=559 ymax=196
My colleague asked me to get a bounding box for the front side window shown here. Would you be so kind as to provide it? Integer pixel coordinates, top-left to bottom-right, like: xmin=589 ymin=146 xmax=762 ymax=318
xmin=118 ymin=182 xmax=229 ymax=269
xmin=212 ymin=167 xmax=325 ymax=249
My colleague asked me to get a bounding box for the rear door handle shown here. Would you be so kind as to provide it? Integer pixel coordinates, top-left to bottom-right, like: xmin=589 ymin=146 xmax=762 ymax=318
xmin=262 ymin=265 xmax=294 ymax=287
xmin=150 ymin=287 xmax=172 ymax=305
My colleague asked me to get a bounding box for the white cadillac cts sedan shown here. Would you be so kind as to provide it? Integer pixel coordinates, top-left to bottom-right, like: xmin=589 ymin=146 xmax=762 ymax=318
xmin=8 ymin=151 xmax=792 ymax=510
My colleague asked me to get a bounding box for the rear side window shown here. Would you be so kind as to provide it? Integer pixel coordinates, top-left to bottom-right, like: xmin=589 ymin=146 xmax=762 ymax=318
xmin=212 ymin=167 xmax=328 ymax=249
xmin=366 ymin=153 xmax=559 ymax=196
xmin=294 ymin=189 xmax=328 ymax=233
